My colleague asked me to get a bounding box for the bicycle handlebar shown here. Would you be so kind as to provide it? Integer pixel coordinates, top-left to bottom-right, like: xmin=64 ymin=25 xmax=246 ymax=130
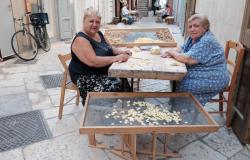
xmin=13 ymin=12 xmax=32 ymax=22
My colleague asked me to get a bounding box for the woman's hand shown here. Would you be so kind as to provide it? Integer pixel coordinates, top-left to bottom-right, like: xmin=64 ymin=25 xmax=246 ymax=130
xmin=114 ymin=53 xmax=130 ymax=63
xmin=120 ymin=49 xmax=132 ymax=56
xmin=112 ymin=47 xmax=132 ymax=56
xmin=161 ymin=50 xmax=175 ymax=58
xmin=161 ymin=49 xmax=199 ymax=65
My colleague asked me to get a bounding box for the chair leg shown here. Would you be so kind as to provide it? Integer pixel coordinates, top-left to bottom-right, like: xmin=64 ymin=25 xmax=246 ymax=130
xmin=226 ymin=99 xmax=233 ymax=127
xmin=136 ymin=78 xmax=140 ymax=91
xmin=58 ymin=75 xmax=67 ymax=119
xmin=76 ymin=89 xmax=80 ymax=106
xmin=219 ymin=92 xmax=224 ymax=112
xmin=58 ymin=85 xmax=66 ymax=119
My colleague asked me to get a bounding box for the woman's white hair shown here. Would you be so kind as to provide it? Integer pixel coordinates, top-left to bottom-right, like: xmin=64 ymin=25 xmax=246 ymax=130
xmin=83 ymin=7 xmax=101 ymax=21
xmin=188 ymin=14 xmax=210 ymax=31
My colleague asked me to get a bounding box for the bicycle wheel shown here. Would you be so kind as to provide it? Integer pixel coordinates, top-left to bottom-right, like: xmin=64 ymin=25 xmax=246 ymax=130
xmin=11 ymin=30 xmax=38 ymax=61
xmin=34 ymin=26 xmax=51 ymax=52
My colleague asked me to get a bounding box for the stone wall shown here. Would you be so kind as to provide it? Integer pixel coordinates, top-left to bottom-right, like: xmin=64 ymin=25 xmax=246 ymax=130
xmin=195 ymin=0 xmax=246 ymax=45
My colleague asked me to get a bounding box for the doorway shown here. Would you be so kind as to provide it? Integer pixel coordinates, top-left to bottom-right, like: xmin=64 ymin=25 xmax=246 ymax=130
xmin=57 ymin=0 xmax=74 ymax=40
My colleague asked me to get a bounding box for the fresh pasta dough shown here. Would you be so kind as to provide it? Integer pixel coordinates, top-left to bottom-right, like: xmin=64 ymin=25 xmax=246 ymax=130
xmin=150 ymin=46 xmax=161 ymax=55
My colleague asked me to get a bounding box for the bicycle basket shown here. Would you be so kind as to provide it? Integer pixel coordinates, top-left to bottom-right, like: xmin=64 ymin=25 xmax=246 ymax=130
xmin=30 ymin=13 xmax=49 ymax=26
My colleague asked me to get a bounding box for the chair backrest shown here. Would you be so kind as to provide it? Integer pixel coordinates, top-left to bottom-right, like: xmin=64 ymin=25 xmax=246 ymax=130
xmin=58 ymin=53 xmax=71 ymax=75
xmin=224 ymin=40 xmax=245 ymax=94
xmin=58 ymin=53 xmax=77 ymax=90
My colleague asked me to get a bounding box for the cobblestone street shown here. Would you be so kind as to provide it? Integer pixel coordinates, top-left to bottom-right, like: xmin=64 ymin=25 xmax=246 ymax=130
xmin=0 ymin=14 xmax=250 ymax=160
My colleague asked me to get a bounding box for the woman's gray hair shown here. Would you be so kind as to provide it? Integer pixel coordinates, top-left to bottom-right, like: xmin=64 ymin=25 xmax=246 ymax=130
xmin=188 ymin=14 xmax=210 ymax=31
xmin=83 ymin=7 xmax=101 ymax=21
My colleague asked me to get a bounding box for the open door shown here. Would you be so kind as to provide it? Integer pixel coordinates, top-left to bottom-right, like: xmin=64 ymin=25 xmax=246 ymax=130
xmin=0 ymin=0 xmax=16 ymax=58
xmin=241 ymin=0 xmax=250 ymax=48
xmin=184 ymin=0 xmax=196 ymax=38
xmin=232 ymin=0 xmax=250 ymax=144
xmin=58 ymin=0 xmax=74 ymax=40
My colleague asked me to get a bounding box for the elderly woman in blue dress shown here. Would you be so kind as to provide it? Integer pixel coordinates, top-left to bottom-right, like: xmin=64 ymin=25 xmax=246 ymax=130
xmin=162 ymin=14 xmax=229 ymax=106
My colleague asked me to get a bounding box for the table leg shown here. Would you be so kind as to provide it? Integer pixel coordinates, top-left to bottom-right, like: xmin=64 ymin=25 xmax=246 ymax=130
xmin=131 ymin=78 xmax=134 ymax=91
xmin=121 ymin=78 xmax=134 ymax=92
xmin=123 ymin=134 xmax=137 ymax=160
xmin=88 ymin=133 xmax=96 ymax=146
xmin=152 ymin=133 xmax=157 ymax=160
xmin=170 ymin=80 xmax=176 ymax=92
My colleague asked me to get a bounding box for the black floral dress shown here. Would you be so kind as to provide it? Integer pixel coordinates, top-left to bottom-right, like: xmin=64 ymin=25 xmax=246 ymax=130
xmin=69 ymin=31 xmax=131 ymax=105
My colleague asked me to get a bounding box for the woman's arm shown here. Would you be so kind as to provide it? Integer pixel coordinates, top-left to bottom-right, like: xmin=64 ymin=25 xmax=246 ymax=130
xmin=72 ymin=37 xmax=129 ymax=67
xmin=104 ymin=36 xmax=132 ymax=55
xmin=161 ymin=46 xmax=182 ymax=58
xmin=163 ymin=50 xmax=198 ymax=65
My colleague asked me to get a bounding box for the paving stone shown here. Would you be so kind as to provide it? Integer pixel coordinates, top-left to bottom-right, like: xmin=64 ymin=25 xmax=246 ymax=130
xmin=95 ymin=134 xmax=122 ymax=148
xmin=28 ymin=91 xmax=52 ymax=110
xmin=23 ymin=73 xmax=40 ymax=82
xmin=73 ymin=111 xmax=84 ymax=123
xmin=211 ymin=114 xmax=226 ymax=126
xmin=168 ymin=141 xmax=227 ymax=160
xmin=230 ymin=147 xmax=250 ymax=160
xmin=104 ymin=150 xmax=123 ymax=160
xmin=0 ymin=78 xmax=25 ymax=88
xmin=23 ymin=132 xmax=110 ymax=160
xmin=157 ymin=133 xmax=205 ymax=151
xmin=2 ymin=66 xmax=28 ymax=74
xmin=42 ymin=104 xmax=82 ymax=119
xmin=46 ymin=115 xmax=79 ymax=137
xmin=140 ymin=83 xmax=169 ymax=92
xmin=26 ymin=81 xmax=44 ymax=92
xmin=139 ymin=79 xmax=168 ymax=87
xmin=0 ymin=86 xmax=26 ymax=96
xmin=202 ymin=127 xmax=243 ymax=157
xmin=0 ymin=74 xmax=4 ymax=80
xmin=39 ymin=71 xmax=62 ymax=76
xmin=0 ymin=148 xmax=24 ymax=160
xmin=5 ymin=73 xmax=27 ymax=80
xmin=13 ymin=59 xmax=38 ymax=65
xmin=0 ymin=93 xmax=32 ymax=117
xmin=49 ymin=91 xmax=78 ymax=106
xmin=46 ymin=88 xmax=61 ymax=96
xmin=137 ymin=134 xmax=165 ymax=151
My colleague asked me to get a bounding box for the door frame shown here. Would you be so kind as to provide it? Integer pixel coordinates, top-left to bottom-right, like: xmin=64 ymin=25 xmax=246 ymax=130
xmin=57 ymin=0 xmax=74 ymax=40
xmin=240 ymin=0 xmax=250 ymax=48
xmin=183 ymin=0 xmax=196 ymax=38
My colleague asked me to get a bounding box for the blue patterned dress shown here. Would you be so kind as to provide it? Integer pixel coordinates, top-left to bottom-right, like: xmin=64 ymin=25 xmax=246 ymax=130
xmin=176 ymin=31 xmax=230 ymax=106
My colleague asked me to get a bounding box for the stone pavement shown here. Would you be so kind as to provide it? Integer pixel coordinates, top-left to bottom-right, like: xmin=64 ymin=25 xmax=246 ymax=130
xmin=0 ymin=14 xmax=250 ymax=160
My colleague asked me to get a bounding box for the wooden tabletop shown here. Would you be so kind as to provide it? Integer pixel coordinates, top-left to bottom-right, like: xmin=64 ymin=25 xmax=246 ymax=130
xmin=108 ymin=48 xmax=187 ymax=81
xmin=128 ymin=10 xmax=139 ymax=15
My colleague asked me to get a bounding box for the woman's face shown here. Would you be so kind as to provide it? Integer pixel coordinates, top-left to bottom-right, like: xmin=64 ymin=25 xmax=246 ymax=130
xmin=188 ymin=19 xmax=206 ymax=40
xmin=83 ymin=15 xmax=101 ymax=35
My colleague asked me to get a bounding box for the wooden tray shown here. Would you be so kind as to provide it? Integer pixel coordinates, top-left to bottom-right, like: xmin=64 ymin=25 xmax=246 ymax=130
xmin=104 ymin=28 xmax=177 ymax=47
xmin=79 ymin=92 xmax=219 ymax=134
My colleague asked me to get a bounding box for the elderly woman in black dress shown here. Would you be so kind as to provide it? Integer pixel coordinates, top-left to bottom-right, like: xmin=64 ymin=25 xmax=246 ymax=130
xmin=69 ymin=7 xmax=132 ymax=105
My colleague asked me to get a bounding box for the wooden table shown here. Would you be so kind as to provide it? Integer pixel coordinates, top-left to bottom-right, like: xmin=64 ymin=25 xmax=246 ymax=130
xmin=79 ymin=92 xmax=219 ymax=160
xmin=109 ymin=48 xmax=187 ymax=81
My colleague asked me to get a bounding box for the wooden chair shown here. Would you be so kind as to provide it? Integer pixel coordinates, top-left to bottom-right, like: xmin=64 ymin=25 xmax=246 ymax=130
xmin=58 ymin=53 xmax=80 ymax=119
xmin=121 ymin=17 xmax=128 ymax=24
xmin=209 ymin=40 xmax=245 ymax=127
xmin=165 ymin=16 xmax=175 ymax=24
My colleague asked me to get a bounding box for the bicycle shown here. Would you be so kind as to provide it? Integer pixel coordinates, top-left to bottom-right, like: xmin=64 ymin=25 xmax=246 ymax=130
xmin=11 ymin=12 xmax=51 ymax=61
xmin=11 ymin=12 xmax=38 ymax=61
xmin=30 ymin=13 xmax=51 ymax=52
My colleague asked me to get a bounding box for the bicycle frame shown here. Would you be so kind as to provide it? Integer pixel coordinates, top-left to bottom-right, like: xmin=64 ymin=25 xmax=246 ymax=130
xmin=11 ymin=13 xmax=39 ymax=61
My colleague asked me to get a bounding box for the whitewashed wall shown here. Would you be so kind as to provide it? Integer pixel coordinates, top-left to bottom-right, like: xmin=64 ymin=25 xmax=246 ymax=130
xmin=195 ymin=0 xmax=246 ymax=45
xmin=43 ymin=0 xmax=58 ymax=39
xmin=74 ymin=0 xmax=114 ymax=32
xmin=44 ymin=0 xmax=114 ymax=39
